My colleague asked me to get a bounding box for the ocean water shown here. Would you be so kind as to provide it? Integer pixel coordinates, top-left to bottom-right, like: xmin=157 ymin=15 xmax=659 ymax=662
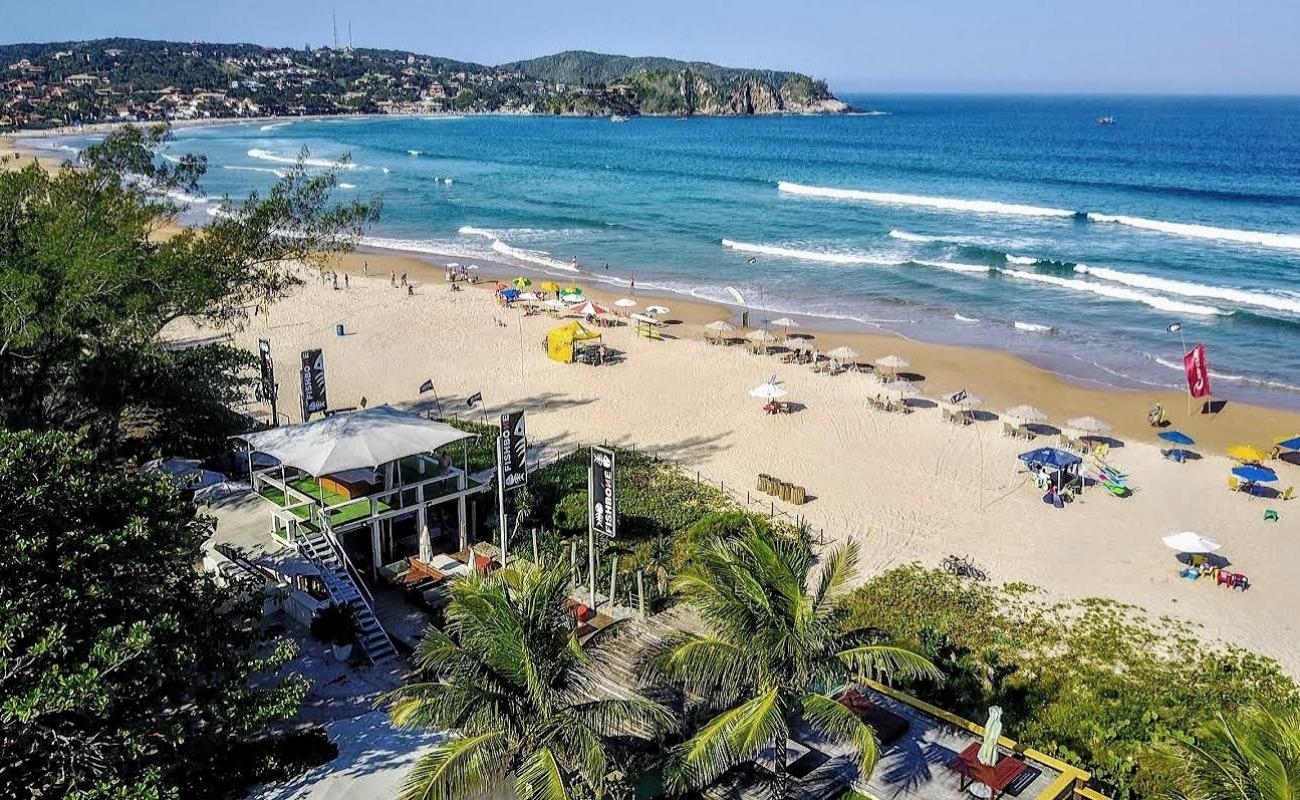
xmin=63 ymin=96 xmax=1300 ymax=408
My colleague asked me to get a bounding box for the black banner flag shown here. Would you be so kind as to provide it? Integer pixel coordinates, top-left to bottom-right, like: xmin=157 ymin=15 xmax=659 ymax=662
xmin=590 ymin=446 xmax=616 ymax=539
xmin=499 ymin=412 xmax=528 ymax=492
xmin=300 ymin=349 xmax=327 ymax=419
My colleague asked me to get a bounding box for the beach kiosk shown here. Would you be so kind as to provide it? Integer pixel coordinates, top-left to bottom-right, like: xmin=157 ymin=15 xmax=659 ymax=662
xmin=236 ymin=406 xmax=491 ymax=663
xmin=546 ymin=321 xmax=601 ymax=363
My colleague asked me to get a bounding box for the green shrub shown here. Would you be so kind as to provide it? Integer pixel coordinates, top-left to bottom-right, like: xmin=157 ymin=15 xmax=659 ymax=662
xmin=553 ymin=491 xmax=588 ymax=532
xmin=842 ymin=565 xmax=1299 ymax=799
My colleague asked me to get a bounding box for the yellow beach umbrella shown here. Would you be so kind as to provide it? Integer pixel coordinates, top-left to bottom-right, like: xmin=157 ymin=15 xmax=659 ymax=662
xmin=1226 ymin=444 xmax=1270 ymax=462
xmin=512 ymin=276 xmax=532 ymax=288
xmin=539 ymin=280 xmax=562 ymax=293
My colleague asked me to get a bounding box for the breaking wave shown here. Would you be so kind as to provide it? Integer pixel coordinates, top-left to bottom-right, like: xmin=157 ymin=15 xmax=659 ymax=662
xmin=247 ymin=148 xmax=357 ymax=169
xmin=457 ymin=225 xmax=578 ymax=272
xmin=1073 ymin=264 xmax=1300 ymax=315
xmin=1087 ymin=213 xmax=1300 ymax=251
xmin=720 ymin=238 xmax=900 ymax=265
xmin=1015 ymin=321 xmax=1053 ymax=333
xmin=778 ymin=181 xmax=1076 ymax=218
xmin=222 ymin=164 xmax=287 ymax=178
xmin=1002 ymin=268 xmax=1229 ymax=316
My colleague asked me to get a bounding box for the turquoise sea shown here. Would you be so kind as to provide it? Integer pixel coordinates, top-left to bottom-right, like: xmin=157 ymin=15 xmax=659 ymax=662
xmin=57 ymin=95 xmax=1300 ymax=408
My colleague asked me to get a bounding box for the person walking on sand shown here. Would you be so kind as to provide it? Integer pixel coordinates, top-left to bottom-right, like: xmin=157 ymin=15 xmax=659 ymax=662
xmin=363 ymin=260 xmax=369 ymax=276
xmin=401 ymin=272 xmax=408 ymax=287
xmin=344 ymin=273 xmax=349 ymax=289
xmin=390 ymin=271 xmax=396 ymax=288
xmin=407 ymin=284 xmax=414 ymax=296
xmin=332 ymin=272 xmax=339 ymax=290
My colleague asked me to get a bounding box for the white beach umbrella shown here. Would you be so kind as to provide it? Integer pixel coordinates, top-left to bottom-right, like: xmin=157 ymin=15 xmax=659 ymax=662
xmin=748 ymin=382 xmax=789 ymax=400
xmin=705 ymin=320 xmax=736 ymax=334
xmin=614 ymin=298 xmax=637 ymax=308
xmin=746 ymin=329 xmax=778 ymax=343
xmin=541 ymin=298 xmax=566 ymax=310
xmin=770 ymin=317 xmax=799 ymax=332
xmin=874 ymin=354 xmax=911 ymax=370
xmin=645 ymin=305 xmax=670 ymax=315
xmin=1066 ymin=416 xmax=1112 ymax=434
xmin=978 ymin=706 xmax=1003 ymax=766
xmin=517 ymin=291 xmax=539 ymax=302
xmin=1004 ymin=404 xmax=1048 ymax=423
xmin=881 ymin=380 xmax=920 ymax=398
xmin=1162 ymin=532 xmax=1222 ymax=553
xmin=825 ymin=345 xmax=860 ymax=360
xmin=786 ymin=336 xmax=816 ymax=351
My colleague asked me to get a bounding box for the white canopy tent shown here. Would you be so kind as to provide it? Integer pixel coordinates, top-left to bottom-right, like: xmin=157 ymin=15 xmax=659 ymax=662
xmin=239 ymin=405 xmax=472 ymax=477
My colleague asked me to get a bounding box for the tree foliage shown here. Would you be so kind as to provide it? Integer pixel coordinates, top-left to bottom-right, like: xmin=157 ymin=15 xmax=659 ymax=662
xmin=0 ymin=429 xmax=309 ymax=798
xmin=0 ymin=123 xmax=379 ymax=457
xmin=841 ymin=565 xmax=1300 ymax=799
xmin=1163 ymin=705 xmax=1300 ymax=800
xmin=385 ymin=563 xmax=672 ymax=800
xmin=647 ymin=525 xmax=938 ymax=793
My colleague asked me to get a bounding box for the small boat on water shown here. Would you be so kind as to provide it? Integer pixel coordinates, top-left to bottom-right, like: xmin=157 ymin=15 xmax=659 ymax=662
xmin=1097 ymin=116 xmax=1116 ymax=126
xmin=609 ymin=114 xmax=628 ymax=123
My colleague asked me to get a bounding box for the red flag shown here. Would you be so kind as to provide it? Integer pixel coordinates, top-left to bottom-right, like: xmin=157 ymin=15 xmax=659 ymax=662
xmin=1183 ymin=343 xmax=1212 ymax=398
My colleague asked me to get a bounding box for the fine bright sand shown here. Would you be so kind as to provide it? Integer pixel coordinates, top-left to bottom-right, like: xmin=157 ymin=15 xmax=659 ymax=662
xmin=167 ymin=249 xmax=1300 ymax=677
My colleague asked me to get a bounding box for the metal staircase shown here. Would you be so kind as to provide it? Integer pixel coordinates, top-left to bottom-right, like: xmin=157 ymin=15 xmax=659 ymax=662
xmin=299 ymin=531 xmax=399 ymax=665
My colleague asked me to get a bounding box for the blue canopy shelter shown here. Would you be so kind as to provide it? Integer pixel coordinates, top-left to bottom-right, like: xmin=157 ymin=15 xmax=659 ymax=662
xmin=1018 ymin=447 xmax=1084 ymax=502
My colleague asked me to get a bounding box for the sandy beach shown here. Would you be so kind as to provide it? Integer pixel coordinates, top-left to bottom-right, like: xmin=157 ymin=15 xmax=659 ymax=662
xmin=166 ymin=258 xmax=1300 ymax=676
xmin=12 ymin=130 xmax=1300 ymax=674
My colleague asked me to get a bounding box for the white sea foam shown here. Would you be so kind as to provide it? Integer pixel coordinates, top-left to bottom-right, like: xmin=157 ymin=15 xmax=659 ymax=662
xmin=338 ymin=182 xmax=356 ymax=189
xmin=1087 ymin=212 xmax=1300 ymax=251
xmin=1004 ymin=254 xmax=1039 ymax=265
xmin=419 ymin=115 xmax=465 ymax=121
xmin=222 ymin=164 xmax=287 ymax=178
xmin=720 ymin=238 xmax=898 ymax=265
xmin=408 ymin=149 xmax=422 ymax=156
xmin=1002 ymin=268 xmax=1228 ymax=316
xmin=889 ymin=230 xmax=940 ymax=243
xmin=259 ymin=121 xmax=294 ymax=132
xmin=163 ymin=189 xmax=216 ymax=205
xmin=491 ymin=240 xmax=578 ymax=272
xmin=778 ymin=181 xmax=1076 ymax=218
xmin=1074 ymin=264 xmax=1300 ymax=315
xmin=911 ymin=260 xmax=993 ymax=275
xmin=1014 ymin=321 xmax=1053 ymax=333
xmin=160 ymin=153 xmax=182 ymax=163
xmin=954 ymin=313 xmax=980 ymax=323
xmin=454 ymin=226 xmax=578 ymax=272
xmin=247 ymin=148 xmax=357 ymax=169
xmin=443 ymin=178 xmax=453 ymax=185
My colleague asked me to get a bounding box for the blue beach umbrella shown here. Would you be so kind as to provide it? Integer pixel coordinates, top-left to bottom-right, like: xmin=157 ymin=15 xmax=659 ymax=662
xmin=1276 ymin=435 xmax=1300 ymax=451
xmin=1232 ymin=465 xmax=1278 ymax=483
xmin=1158 ymin=430 xmax=1195 ymax=446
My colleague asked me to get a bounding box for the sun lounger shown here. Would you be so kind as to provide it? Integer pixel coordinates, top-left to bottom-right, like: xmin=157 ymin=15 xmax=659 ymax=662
xmin=837 ymin=689 xmax=910 ymax=747
xmin=1002 ymin=422 xmax=1016 ymax=438
xmin=1228 ymin=476 xmax=1241 ymax=493
xmin=1281 ymin=486 xmax=1294 ymax=501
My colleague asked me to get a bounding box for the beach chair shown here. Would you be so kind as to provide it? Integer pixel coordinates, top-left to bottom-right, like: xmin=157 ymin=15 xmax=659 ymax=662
xmin=1282 ymin=486 xmax=1295 ymax=501
xmin=1002 ymin=422 xmax=1016 ymax=438
xmin=1228 ymin=476 xmax=1241 ymax=493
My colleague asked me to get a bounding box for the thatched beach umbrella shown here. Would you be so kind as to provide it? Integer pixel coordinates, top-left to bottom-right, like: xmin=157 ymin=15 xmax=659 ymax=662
xmin=1004 ymin=404 xmax=1048 ymax=423
xmin=825 ymin=345 xmax=860 ymax=361
xmin=1066 ymin=416 xmax=1112 ymax=435
xmin=881 ymin=380 xmax=920 ymax=398
xmin=875 ymin=354 xmax=910 ymax=371
xmin=705 ymin=320 xmax=735 ymax=334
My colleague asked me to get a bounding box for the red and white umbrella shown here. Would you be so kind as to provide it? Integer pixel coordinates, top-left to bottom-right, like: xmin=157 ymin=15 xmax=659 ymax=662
xmin=571 ymin=300 xmax=607 ymax=316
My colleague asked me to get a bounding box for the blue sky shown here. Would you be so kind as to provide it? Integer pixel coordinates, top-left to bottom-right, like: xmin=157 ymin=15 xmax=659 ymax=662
xmin=3 ymin=0 xmax=1298 ymax=94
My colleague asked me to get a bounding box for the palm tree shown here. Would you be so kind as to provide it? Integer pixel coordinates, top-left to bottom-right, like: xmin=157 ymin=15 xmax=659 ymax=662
xmin=386 ymin=563 xmax=672 ymax=800
xmin=1166 ymin=705 xmax=1300 ymax=800
xmin=648 ymin=522 xmax=939 ymax=793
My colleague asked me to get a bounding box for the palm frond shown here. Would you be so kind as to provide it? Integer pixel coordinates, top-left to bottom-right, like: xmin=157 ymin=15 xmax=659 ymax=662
xmin=800 ymin=692 xmax=880 ymax=777
xmin=399 ymin=731 xmax=508 ymax=800
xmin=839 ymin=643 xmax=942 ymax=684
xmin=668 ymin=688 xmax=788 ymax=792
xmin=515 ymin=746 xmax=573 ymax=800
xmin=567 ymin=696 xmax=677 ymax=738
xmin=648 ymin=633 xmax=754 ymax=698
xmin=812 ymin=540 xmax=860 ymax=612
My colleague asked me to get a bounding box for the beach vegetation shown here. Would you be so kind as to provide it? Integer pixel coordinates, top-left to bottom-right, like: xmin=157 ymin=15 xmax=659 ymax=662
xmin=385 ymin=562 xmax=673 ymax=800
xmin=646 ymin=527 xmax=939 ymax=793
xmin=1162 ymin=704 xmax=1300 ymax=800
xmin=841 ymin=565 xmax=1300 ymax=799
xmin=0 ymin=429 xmax=312 ymax=798
xmin=0 ymin=123 xmax=378 ymax=459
